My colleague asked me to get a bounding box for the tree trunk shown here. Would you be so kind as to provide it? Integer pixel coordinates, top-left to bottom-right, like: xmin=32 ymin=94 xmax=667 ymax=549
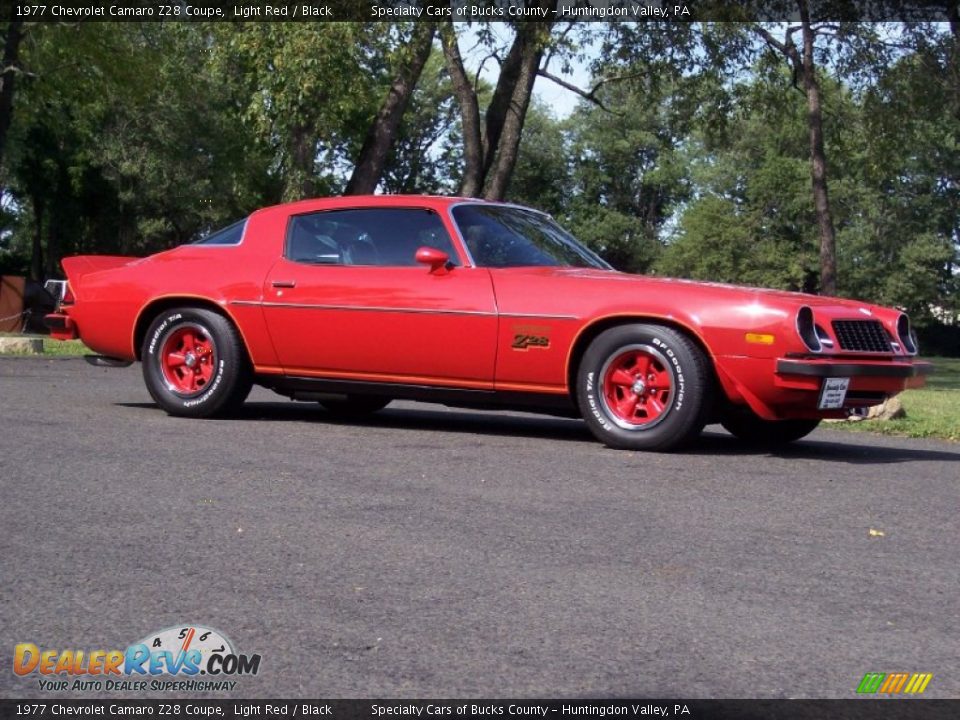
xmin=483 ymin=24 xmax=547 ymax=201
xmin=345 ymin=23 xmax=436 ymax=195
xmin=30 ymin=196 xmax=43 ymax=282
xmin=0 ymin=21 xmax=25 ymax=176
xmin=799 ymin=2 xmax=838 ymax=296
xmin=440 ymin=23 xmax=483 ymax=197
xmin=442 ymin=6 xmax=556 ymax=199
xmin=285 ymin=124 xmax=315 ymax=201
xmin=481 ymin=32 xmax=528 ymax=182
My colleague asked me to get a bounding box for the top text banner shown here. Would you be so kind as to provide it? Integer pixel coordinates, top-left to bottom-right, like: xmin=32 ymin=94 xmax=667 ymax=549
xmin=3 ymin=0 xmax=953 ymax=23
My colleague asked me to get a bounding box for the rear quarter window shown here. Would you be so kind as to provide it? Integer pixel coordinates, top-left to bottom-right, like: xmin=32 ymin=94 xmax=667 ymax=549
xmin=194 ymin=219 xmax=247 ymax=245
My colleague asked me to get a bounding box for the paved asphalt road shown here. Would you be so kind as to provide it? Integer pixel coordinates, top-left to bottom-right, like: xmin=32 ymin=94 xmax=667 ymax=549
xmin=1 ymin=357 xmax=958 ymax=700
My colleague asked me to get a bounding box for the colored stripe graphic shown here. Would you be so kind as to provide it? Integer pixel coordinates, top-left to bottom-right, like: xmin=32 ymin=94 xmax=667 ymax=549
xmin=904 ymin=673 xmax=933 ymax=694
xmin=880 ymin=673 xmax=908 ymax=693
xmin=857 ymin=672 xmax=932 ymax=694
xmin=857 ymin=673 xmax=886 ymax=693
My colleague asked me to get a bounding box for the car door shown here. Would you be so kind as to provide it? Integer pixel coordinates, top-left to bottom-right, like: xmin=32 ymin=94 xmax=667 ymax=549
xmin=262 ymin=206 xmax=498 ymax=388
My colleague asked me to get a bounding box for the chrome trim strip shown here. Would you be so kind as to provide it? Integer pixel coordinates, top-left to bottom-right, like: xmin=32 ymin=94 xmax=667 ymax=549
xmin=232 ymin=300 xmax=577 ymax=321
xmin=231 ymin=300 xmax=495 ymax=317
xmin=500 ymin=312 xmax=578 ymax=320
xmin=446 ymin=202 xmax=478 ymax=268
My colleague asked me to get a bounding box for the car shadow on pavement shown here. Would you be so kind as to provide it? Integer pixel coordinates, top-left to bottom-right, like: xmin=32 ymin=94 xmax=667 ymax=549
xmin=255 ymin=401 xmax=598 ymax=442
xmin=117 ymin=401 xmax=960 ymax=464
xmin=695 ymin=429 xmax=960 ymax=465
xmin=118 ymin=400 xmax=596 ymax=443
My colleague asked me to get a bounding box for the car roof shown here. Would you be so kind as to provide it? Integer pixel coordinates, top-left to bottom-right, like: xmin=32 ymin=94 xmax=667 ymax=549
xmin=249 ymin=194 xmax=546 ymax=220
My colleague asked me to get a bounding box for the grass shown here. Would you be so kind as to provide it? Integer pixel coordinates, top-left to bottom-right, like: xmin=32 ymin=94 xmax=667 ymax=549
xmin=41 ymin=338 xmax=91 ymax=356
xmin=833 ymin=356 xmax=960 ymax=442
xmin=0 ymin=333 xmax=90 ymax=356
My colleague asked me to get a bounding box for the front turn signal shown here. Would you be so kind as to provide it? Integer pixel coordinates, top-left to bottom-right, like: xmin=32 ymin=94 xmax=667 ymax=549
xmin=745 ymin=333 xmax=776 ymax=345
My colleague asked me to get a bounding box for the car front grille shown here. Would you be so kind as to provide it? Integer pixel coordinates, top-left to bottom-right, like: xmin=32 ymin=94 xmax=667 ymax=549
xmin=831 ymin=320 xmax=892 ymax=352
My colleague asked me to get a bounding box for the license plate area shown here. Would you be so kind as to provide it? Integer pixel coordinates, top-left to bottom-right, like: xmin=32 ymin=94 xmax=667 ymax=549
xmin=818 ymin=377 xmax=850 ymax=409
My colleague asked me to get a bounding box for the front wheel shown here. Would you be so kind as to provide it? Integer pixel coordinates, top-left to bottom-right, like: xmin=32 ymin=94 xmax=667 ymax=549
xmin=720 ymin=410 xmax=820 ymax=446
xmin=576 ymin=324 xmax=713 ymax=452
xmin=142 ymin=307 xmax=252 ymax=418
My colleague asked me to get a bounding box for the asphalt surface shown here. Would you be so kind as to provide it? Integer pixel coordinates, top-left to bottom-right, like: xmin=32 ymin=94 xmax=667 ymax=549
xmin=1 ymin=356 xmax=958 ymax=700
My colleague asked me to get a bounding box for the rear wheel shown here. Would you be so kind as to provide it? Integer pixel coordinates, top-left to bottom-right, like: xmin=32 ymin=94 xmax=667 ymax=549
xmin=318 ymin=395 xmax=391 ymax=417
xmin=720 ymin=409 xmax=820 ymax=446
xmin=142 ymin=307 xmax=252 ymax=417
xmin=576 ymin=324 xmax=713 ymax=451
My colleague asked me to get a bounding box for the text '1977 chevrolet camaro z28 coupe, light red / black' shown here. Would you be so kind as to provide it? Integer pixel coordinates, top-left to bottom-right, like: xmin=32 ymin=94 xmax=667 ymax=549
xmin=45 ymin=195 xmax=932 ymax=452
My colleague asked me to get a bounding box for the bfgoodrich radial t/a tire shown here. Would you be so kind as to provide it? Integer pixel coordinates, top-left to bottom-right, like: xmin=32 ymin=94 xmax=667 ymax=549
xmin=577 ymin=324 xmax=713 ymax=452
xmin=142 ymin=307 xmax=252 ymax=418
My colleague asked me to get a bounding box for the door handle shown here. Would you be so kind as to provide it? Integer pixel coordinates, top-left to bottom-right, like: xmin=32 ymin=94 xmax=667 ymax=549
xmin=271 ymin=280 xmax=296 ymax=289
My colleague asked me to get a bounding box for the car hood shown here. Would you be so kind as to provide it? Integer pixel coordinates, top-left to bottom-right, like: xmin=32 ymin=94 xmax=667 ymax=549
xmin=521 ymin=267 xmax=879 ymax=311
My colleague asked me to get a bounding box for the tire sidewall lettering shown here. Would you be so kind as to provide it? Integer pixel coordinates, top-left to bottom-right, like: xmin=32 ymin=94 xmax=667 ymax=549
xmin=147 ymin=313 xmax=183 ymax=356
xmin=584 ymin=370 xmax=615 ymax=431
xmin=182 ymin=359 xmax=224 ymax=408
xmin=652 ymin=336 xmax=686 ymax=413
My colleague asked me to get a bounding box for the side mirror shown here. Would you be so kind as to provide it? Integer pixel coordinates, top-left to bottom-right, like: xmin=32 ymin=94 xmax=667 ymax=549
xmin=415 ymin=246 xmax=453 ymax=274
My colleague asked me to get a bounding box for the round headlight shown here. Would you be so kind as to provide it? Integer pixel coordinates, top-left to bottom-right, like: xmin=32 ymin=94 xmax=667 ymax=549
xmin=897 ymin=314 xmax=918 ymax=355
xmin=796 ymin=306 xmax=821 ymax=352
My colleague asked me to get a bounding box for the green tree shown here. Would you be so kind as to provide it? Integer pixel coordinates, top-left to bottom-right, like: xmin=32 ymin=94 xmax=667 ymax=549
xmin=503 ymin=101 xmax=569 ymax=216
xmin=560 ymin=76 xmax=698 ymax=273
xmin=211 ymin=22 xmax=384 ymax=201
xmin=852 ymin=30 xmax=960 ymax=321
xmin=5 ymin=23 xmax=274 ymax=277
xmin=345 ymin=22 xmax=436 ymax=195
xmin=379 ymin=50 xmax=460 ymax=195
xmin=658 ymin=67 xmax=837 ymax=292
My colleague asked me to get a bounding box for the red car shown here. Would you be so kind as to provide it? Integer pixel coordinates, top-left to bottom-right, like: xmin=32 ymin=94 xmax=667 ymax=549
xmin=46 ymin=195 xmax=931 ymax=451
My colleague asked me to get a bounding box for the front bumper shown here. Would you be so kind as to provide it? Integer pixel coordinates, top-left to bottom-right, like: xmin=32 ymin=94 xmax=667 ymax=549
xmin=715 ymin=354 xmax=933 ymax=421
xmin=776 ymin=359 xmax=934 ymax=378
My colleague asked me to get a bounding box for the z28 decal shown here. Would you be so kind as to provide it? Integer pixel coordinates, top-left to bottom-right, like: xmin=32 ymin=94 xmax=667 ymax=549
xmin=512 ymin=324 xmax=551 ymax=351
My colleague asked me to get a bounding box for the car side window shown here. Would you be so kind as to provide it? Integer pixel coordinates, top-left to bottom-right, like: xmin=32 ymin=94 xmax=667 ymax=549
xmin=286 ymin=208 xmax=459 ymax=267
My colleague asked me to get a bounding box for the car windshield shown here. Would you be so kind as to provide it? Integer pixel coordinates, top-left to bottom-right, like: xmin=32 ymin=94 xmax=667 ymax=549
xmin=451 ymin=204 xmax=611 ymax=269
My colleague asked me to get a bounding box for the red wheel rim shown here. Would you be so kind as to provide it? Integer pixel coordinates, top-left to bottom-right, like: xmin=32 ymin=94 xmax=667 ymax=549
xmin=600 ymin=345 xmax=674 ymax=429
xmin=159 ymin=324 xmax=217 ymax=396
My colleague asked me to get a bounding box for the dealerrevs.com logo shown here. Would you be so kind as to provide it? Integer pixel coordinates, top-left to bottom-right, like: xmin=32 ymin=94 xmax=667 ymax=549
xmin=13 ymin=625 xmax=261 ymax=692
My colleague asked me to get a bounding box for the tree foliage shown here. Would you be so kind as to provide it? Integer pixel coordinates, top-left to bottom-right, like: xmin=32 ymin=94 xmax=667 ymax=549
xmin=0 ymin=19 xmax=955 ymax=345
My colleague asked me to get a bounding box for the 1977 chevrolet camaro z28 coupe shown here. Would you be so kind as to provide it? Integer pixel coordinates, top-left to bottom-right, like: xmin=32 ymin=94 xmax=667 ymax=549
xmin=46 ymin=195 xmax=932 ymax=451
